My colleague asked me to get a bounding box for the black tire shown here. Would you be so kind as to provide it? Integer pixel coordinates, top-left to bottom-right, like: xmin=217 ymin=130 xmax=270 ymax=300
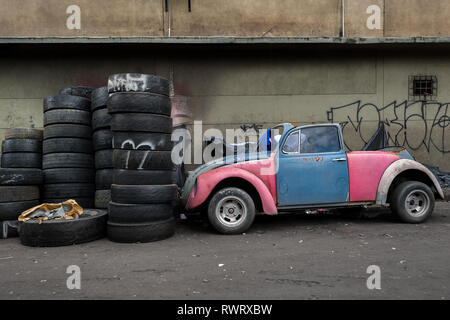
xmin=95 ymin=190 xmax=111 ymax=209
xmin=390 ymin=181 xmax=435 ymax=223
xmin=44 ymin=109 xmax=91 ymax=126
xmin=96 ymin=169 xmax=113 ymax=189
xmin=113 ymin=169 xmax=173 ymax=185
xmin=107 ymin=218 xmax=175 ymax=243
xmin=0 ymin=186 xmax=39 ymax=202
xmin=111 ymin=184 xmax=177 ymax=204
xmin=112 ymin=150 xmax=173 ymax=170
xmin=43 ymin=183 xmax=95 ymax=199
xmin=95 ymin=149 xmax=113 ymax=169
xmin=0 ymin=200 xmax=40 ymax=221
xmin=108 ymin=202 xmax=174 ymax=223
xmin=43 ymin=197 xmax=95 ymax=209
xmin=4 ymin=128 xmax=43 ymax=140
xmin=91 ymin=86 xmax=108 ymax=111
xmin=19 ymin=209 xmax=107 ymax=247
xmin=43 ymin=95 xmax=91 ymax=112
xmin=43 ymin=138 xmax=92 ymax=154
xmin=0 ymin=168 xmax=43 ymax=186
xmin=107 ymin=92 xmax=171 ymax=115
xmin=44 ymin=168 xmax=95 ymax=184
xmin=43 ymin=124 xmax=92 ymax=139
xmin=92 ymin=108 xmax=112 ymax=131
xmin=2 ymin=138 xmax=41 ymax=153
xmin=93 ymin=130 xmax=113 ymax=151
xmin=59 ymin=86 xmax=94 ymax=99
xmin=207 ymin=187 xmax=256 ymax=234
xmin=107 ymin=73 xmax=169 ymax=96
xmin=1 ymin=153 xmax=41 ymax=168
xmin=111 ymin=113 xmax=172 ymax=133
xmin=43 ymin=153 xmax=94 ymax=169
xmin=112 ymin=132 xmax=172 ymax=151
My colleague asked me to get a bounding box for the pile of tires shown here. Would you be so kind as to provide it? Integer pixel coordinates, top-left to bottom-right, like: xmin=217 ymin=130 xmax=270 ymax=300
xmin=0 ymin=128 xmax=43 ymax=238
xmin=42 ymin=91 xmax=95 ymax=208
xmin=91 ymin=87 xmax=113 ymax=209
xmin=107 ymin=73 xmax=176 ymax=243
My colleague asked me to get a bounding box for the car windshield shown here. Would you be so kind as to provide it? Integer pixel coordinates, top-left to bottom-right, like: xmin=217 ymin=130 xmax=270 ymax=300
xmin=257 ymin=125 xmax=285 ymax=153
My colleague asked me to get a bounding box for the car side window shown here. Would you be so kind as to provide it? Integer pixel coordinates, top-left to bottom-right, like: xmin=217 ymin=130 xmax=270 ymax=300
xmin=300 ymin=126 xmax=341 ymax=153
xmin=282 ymin=131 xmax=299 ymax=153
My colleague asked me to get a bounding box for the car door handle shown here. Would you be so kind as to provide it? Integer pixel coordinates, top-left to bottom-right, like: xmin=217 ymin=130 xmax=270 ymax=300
xmin=332 ymin=158 xmax=347 ymax=162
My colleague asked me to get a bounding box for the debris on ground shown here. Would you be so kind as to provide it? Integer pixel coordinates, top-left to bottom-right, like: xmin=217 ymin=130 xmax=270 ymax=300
xmin=18 ymin=199 xmax=83 ymax=222
xmin=425 ymin=165 xmax=450 ymax=188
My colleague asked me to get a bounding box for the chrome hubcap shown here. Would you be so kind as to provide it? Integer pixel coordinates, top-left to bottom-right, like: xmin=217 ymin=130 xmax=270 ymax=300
xmin=405 ymin=189 xmax=430 ymax=217
xmin=216 ymin=196 xmax=247 ymax=227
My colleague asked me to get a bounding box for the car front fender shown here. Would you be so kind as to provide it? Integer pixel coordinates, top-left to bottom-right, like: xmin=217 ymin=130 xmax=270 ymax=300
xmin=185 ymin=166 xmax=278 ymax=214
xmin=376 ymin=159 xmax=445 ymax=204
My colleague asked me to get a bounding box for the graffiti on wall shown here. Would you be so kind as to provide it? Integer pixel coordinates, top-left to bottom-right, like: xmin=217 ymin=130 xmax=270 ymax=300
xmin=326 ymin=100 xmax=450 ymax=153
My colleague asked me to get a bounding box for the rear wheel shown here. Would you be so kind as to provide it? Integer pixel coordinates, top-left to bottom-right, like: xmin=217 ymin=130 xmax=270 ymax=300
xmin=207 ymin=187 xmax=255 ymax=234
xmin=391 ymin=181 xmax=435 ymax=223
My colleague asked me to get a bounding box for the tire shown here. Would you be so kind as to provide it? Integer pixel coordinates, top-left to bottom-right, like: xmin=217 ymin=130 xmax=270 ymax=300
xmin=113 ymin=169 xmax=173 ymax=185
xmin=43 ymin=153 xmax=94 ymax=169
xmin=2 ymin=139 xmax=42 ymax=153
xmin=44 ymin=168 xmax=95 ymax=184
xmin=43 ymin=95 xmax=91 ymax=112
xmin=92 ymin=108 xmax=112 ymax=131
xmin=18 ymin=209 xmax=107 ymax=247
xmin=112 ymin=132 xmax=172 ymax=151
xmin=108 ymin=202 xmax=174 ymax=223
xmin=44 ymin=109 xmax=91 ymax=126
xmin=43 ymin=124 xmax=92 ymax=139
xmin=111 ymin=184 xmax=177 ymax=204
xmin=43 ymin=138 xmax=92 ymax=154
xmin=113 ymin=150 xmax=173 ymax=170
xmin=390 ymin=181 xmax=435 ymax=223
xmin=107 ymin=218 xmax=175 ymax=243
xmin=107 ymin=92 xmax=171 ymax=115
xmin=0 ymin=168 xmax=43 ymax=186
xmin=0 ymin=186 xmax=39 ymax=202
xmin=91 ymin=86 xmax=108 ymax=111
xmin=95 ymin=190 xmax=111 ymax=209
xmin=1 ymin=153 xmax=41 ymax=168
xmin=207 ymin=187 xmax=256 ymax=234
xmin=43 ymin=183 xmax=95 ymax=199
xmin=59 ymin=86 xmax=94 ymax=99
xmin=4 ymin=128 xmax=43 ymax=140
xmin=0 ymin=200 xmax=40 ymax=221
xmin=96 ymin=169 xmax=113 ymax=189
xmin=107 ymin=73 xmax=169 ymax=96
xmin=111 ymin=113 xmax=172 ymax=133
xmin=93 ymin=130 xmax=113 ymax=151
xmin=43 ymin=197 xmax=95 ymax=209
xmin=95 ymin=149 xmax=113 ymax=169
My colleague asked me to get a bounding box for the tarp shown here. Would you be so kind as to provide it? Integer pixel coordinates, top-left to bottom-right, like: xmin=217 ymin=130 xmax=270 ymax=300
xmin=18 ymin=199 xmax=83 ymax=223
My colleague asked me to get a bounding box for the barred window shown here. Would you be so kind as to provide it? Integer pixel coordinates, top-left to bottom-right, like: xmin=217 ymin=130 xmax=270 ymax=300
xmin=409 ymin=75 xmax=437 ymax=101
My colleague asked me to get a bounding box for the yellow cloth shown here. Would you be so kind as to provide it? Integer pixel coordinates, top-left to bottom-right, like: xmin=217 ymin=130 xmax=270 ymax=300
xmin=18 ymin=199 xmax=84 ymax=223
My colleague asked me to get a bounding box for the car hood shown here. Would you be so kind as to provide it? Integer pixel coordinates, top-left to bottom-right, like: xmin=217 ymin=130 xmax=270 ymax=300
xmin=181 ymin=152 xmax=270 ymax=204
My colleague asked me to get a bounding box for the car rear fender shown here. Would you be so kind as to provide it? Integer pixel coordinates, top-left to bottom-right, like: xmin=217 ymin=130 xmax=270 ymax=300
xmin=376 ymin=159 xmax=445 ymax=204
xmin=185 ymin=167 xmax=278 ymax=214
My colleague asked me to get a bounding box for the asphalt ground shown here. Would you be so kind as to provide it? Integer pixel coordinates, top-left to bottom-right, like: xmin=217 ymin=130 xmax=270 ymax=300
xmin=0 ymin=201 xmax=449 ymax=300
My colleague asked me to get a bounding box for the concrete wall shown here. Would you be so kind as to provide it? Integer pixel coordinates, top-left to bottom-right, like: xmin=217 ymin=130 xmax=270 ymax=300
xmin=3 ymin=0 xmax=450 ymax=38
xmin=0 ymin=44 xmax=449 ymax=171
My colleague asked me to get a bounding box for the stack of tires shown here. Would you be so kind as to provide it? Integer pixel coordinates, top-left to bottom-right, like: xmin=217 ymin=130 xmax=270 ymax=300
xmin=0 ymin=128 xmax=43 ymax=238
xmin=107 ymin=73 xmax=176 ymax=243
xmin=42 ymin=93 xmax=95 ymax=208
xmin=91 ymin=87 xmax=113 ymax=209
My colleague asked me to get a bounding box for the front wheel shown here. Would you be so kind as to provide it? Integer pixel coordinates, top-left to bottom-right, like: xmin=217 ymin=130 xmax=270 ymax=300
xmin=391 ymin=181 xmax=435 ymax=223
xmin=207 ymin=187 xmax=256 ymax=234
